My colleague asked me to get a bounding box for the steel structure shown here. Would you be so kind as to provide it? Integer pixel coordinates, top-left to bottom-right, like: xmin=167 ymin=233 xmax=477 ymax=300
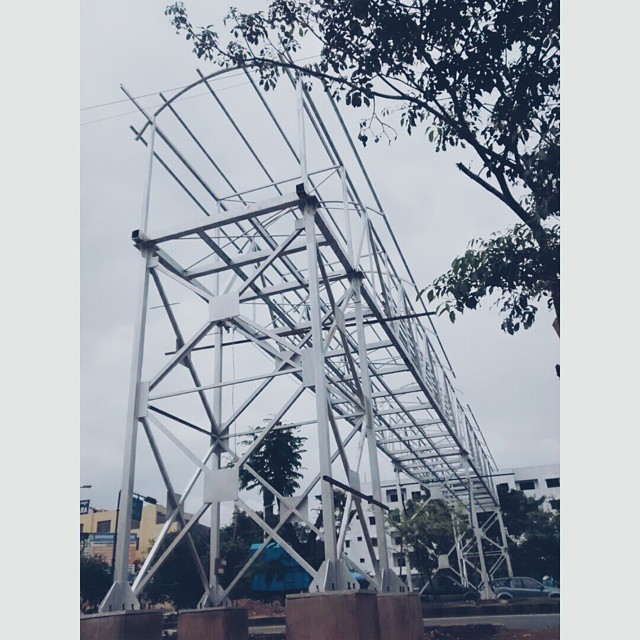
xmin=99 ymin=66 xmax=512 ymax=612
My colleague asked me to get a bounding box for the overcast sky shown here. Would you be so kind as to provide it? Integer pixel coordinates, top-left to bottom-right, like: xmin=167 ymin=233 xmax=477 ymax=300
xmin=81 ymin=1 xmax=559 ymax=513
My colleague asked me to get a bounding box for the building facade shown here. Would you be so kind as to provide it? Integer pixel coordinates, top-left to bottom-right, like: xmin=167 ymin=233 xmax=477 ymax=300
xmin=494 ymin=464 xmax=560 ymax=510
xmin=344 ymin=478 xmax=430 ymax=584
xmin=345 ymin=464 xmax=559 ymax=584
xmin=80 ymin=501 xmax=181 ymax=566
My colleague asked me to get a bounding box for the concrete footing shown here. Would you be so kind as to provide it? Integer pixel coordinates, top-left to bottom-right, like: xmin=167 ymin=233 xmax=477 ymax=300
xmin=377 ymin=593 xmax=423 ymax=640
xmin=177 ymin=606 xmax=249 ymax=640
xmin=80 ymin=609 xmax=163 ymax=640
xmin=286 ymin=590 xmax=381 ymax=640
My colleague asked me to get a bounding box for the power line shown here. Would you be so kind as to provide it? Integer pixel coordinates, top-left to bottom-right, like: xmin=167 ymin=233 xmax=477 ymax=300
xmin=81 ymin=81 xmax=245 ymax=126
xmin=80 ymin=55 xmax=321 ymax=112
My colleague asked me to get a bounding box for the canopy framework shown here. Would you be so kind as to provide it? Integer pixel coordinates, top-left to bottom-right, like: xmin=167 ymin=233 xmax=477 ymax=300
xmin=99 ymin=66 xmax=511 ymax=612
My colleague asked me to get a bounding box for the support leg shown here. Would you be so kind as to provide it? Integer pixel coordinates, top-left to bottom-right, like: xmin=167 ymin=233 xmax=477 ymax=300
xmin=465 ymin=456 xmax=493 ymax=599
xmin=99 ymin=248 xmax=154 ymax=612
xmin=496 ymin=507 xmax=514 ymax=578
xmin=354 ymin=278 xmax=406 ymax=592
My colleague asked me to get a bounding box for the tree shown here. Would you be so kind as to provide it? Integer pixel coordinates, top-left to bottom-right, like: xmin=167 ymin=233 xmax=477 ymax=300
xmin=387 ymin=497 xmax=468 ymax=581
xmin=427 ymin=222 xmax=559 ymax=335
xmin=219 ymin=508 xmax=267 ymax=597
xmin=165 ymin=0 xmax=560 ymax=336
xmin=238 ymin=421 xmax=306 ymax=528
xmin=144 ymin=510 xmax=265 ymax=607
xmin=80 ymin=556 xmax=112 ymax=612
xmin=304 ymin=490 xmax=348 ymax=570
xmin=144 ymin=423 xmax=307 ymax=607
xmin=497 ymin=485 xmax=560 ymax=581
xmin=143 ymin=522 xmax=211 ymax=609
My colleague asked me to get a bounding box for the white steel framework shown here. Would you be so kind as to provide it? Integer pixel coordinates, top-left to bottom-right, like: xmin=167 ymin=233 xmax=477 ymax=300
xmin=99 ymin=66 xmax=511 ymax=612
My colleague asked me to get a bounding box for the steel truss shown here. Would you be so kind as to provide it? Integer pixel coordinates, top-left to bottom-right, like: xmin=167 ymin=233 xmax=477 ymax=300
xmin=99 ymin=65 xmax=511 ymax=612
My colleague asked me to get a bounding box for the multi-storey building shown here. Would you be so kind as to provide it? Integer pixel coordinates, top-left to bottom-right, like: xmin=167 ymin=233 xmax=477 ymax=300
xmin=345 ymin=464 xmax=559 ymax=583
xmin=494 ymin=464 xmax=560 ymax=510
xmin=80 ymin=500 xmax=183 ymax=566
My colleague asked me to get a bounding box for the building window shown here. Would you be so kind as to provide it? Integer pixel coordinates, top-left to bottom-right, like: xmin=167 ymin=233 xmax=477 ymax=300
xmin=96 ymin=520 xmax=111 ymax=533
xmin=359 ymin=559 xmax=365 ymax=564
xmin=131 ymin=520 xmax=140 ymax=531
xmin=387 ymin=490 xmax=398 ymax=503
xmin=392 ymin=553 xmax=406 ymax=568
xmin=368 ymin=516 xmax=376 ymax=525
xmin=357 ymin=536 xmax=362 ymax=542
xmin=549 ymin=499 xmax=560 ymax=511
xmin=394 ymin=537 xmax=402 ymax=546
xmin=156 ymin=510 xmax=166 ymax=525
xmin=345 ymin=540 xmax=351 ymax=549
xmin=546 ymin=477 xmax=560 ymax=488
xmin=496 ymin=482 xmax=509 ymax=492
xmin=371 ymin=537 xmax=378 ymax=547
xmin=517 ymin=479 xmax=537 ymax=491
xmin=411 ymin=491 xmax=422 ymax=501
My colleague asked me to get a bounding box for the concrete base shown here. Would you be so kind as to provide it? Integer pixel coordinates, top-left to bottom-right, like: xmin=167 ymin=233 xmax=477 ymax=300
xmin=286 ymin=590 xmax=381 ymax=640
xmin=377 ymin=593 xmax=423 ymax=640
xmin=178 ymin=606 xmax=249 ymax=640
xmin=80 ymin=609 xmax=163 ymax=640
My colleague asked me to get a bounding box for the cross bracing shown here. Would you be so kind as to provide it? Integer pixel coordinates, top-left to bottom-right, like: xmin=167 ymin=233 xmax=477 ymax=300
xmin=100 ymin=65 xmax=511 ymax=611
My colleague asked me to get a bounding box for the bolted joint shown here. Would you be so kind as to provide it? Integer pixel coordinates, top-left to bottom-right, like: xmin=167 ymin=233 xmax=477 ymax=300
xmin=131 ymin=229 xmax=155 ymax=251
xmin=296 ymin=182 xmax=319 ymax=211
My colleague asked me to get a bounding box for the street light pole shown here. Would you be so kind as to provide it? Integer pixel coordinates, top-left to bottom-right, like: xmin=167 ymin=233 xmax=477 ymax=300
xmin=110 ymin=490 xmax=156 ymax=581
xmin=110 ymin=490 xmax=122 ymax=580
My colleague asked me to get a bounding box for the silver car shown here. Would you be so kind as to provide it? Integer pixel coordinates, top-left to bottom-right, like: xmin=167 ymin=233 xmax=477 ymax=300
xmin=492 ymin=576 xmax=560 ymax=600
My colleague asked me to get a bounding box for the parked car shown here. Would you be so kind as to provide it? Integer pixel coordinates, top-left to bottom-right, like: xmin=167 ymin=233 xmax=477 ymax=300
xmin=492 ymin=576 xmax=560 ymax=600
xmin=421 ymin=573 xmax=480 ymax=603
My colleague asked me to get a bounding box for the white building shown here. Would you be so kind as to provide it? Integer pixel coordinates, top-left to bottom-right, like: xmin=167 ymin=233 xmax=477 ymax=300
xmin=494 ymin=464 xmax=560 ymax=510
xmin=344 ymin=463 xmax=560 ymax=582
xmin=344 ymin=477 xmax=431 ymax=583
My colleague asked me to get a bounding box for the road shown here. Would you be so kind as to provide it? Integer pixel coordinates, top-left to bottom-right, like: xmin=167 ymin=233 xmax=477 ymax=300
xmin=249 ymin=613 xmax=560 ymax=636
xmin=424 ymin=613 xmax=560 ymax=630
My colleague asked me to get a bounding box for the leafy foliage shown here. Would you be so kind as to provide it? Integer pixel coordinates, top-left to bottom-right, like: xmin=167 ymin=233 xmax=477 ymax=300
xmin=498 ymin=485 xmax=560 ymax=580
xmin=165 ymin=0 xmax=560 ymax=333
xmin=387 ymin=498 xmax=469 ymax=579
xmin=143 ymin=422 xmax=309 ymax=607
xmin=80 ymin=556 xmax=112 ymax=611
xmin=143 ymin=511 xmax=266 ymax=607
xmin=219 ymin=509 xmax=266 ymax=596
xmin=425 ymin=223 xmax=559 ymax=334
xmin=238 ymin=422 xmax=306 ymax=527
xmin=143 ymin=522 xmax=211 ymax=609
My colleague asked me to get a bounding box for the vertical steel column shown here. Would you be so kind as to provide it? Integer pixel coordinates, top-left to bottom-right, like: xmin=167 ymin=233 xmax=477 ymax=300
xmin=100 ymin=118 xmax=157 ymax=612
xmin=205 ymin=324 xmax=223 ymax=603
xmin=393 ymin=465 xmax=413 ymax=590
xmin=297 ymin=75 xmax=309 ymax=191
xmin=451 ymin=514 xmax=469 ymax=587
xmin=340 ymin=166 xmax=354 ymax=265
xmin=465 ymin=455 xmax=492 ymax=599
xmin=353 ymin=278 xmax=391 ymax=575
xmin=496 ymin=508 xmax=514 ymax=577
xmin=205 ymin=221 xmax=224 ymax=606
xmin=304 ymin=202 xmax=338 ymax=567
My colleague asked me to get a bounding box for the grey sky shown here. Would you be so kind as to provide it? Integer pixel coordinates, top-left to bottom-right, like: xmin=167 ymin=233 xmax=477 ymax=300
xmin=81 ymin=0 xmax=559 ymax=513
